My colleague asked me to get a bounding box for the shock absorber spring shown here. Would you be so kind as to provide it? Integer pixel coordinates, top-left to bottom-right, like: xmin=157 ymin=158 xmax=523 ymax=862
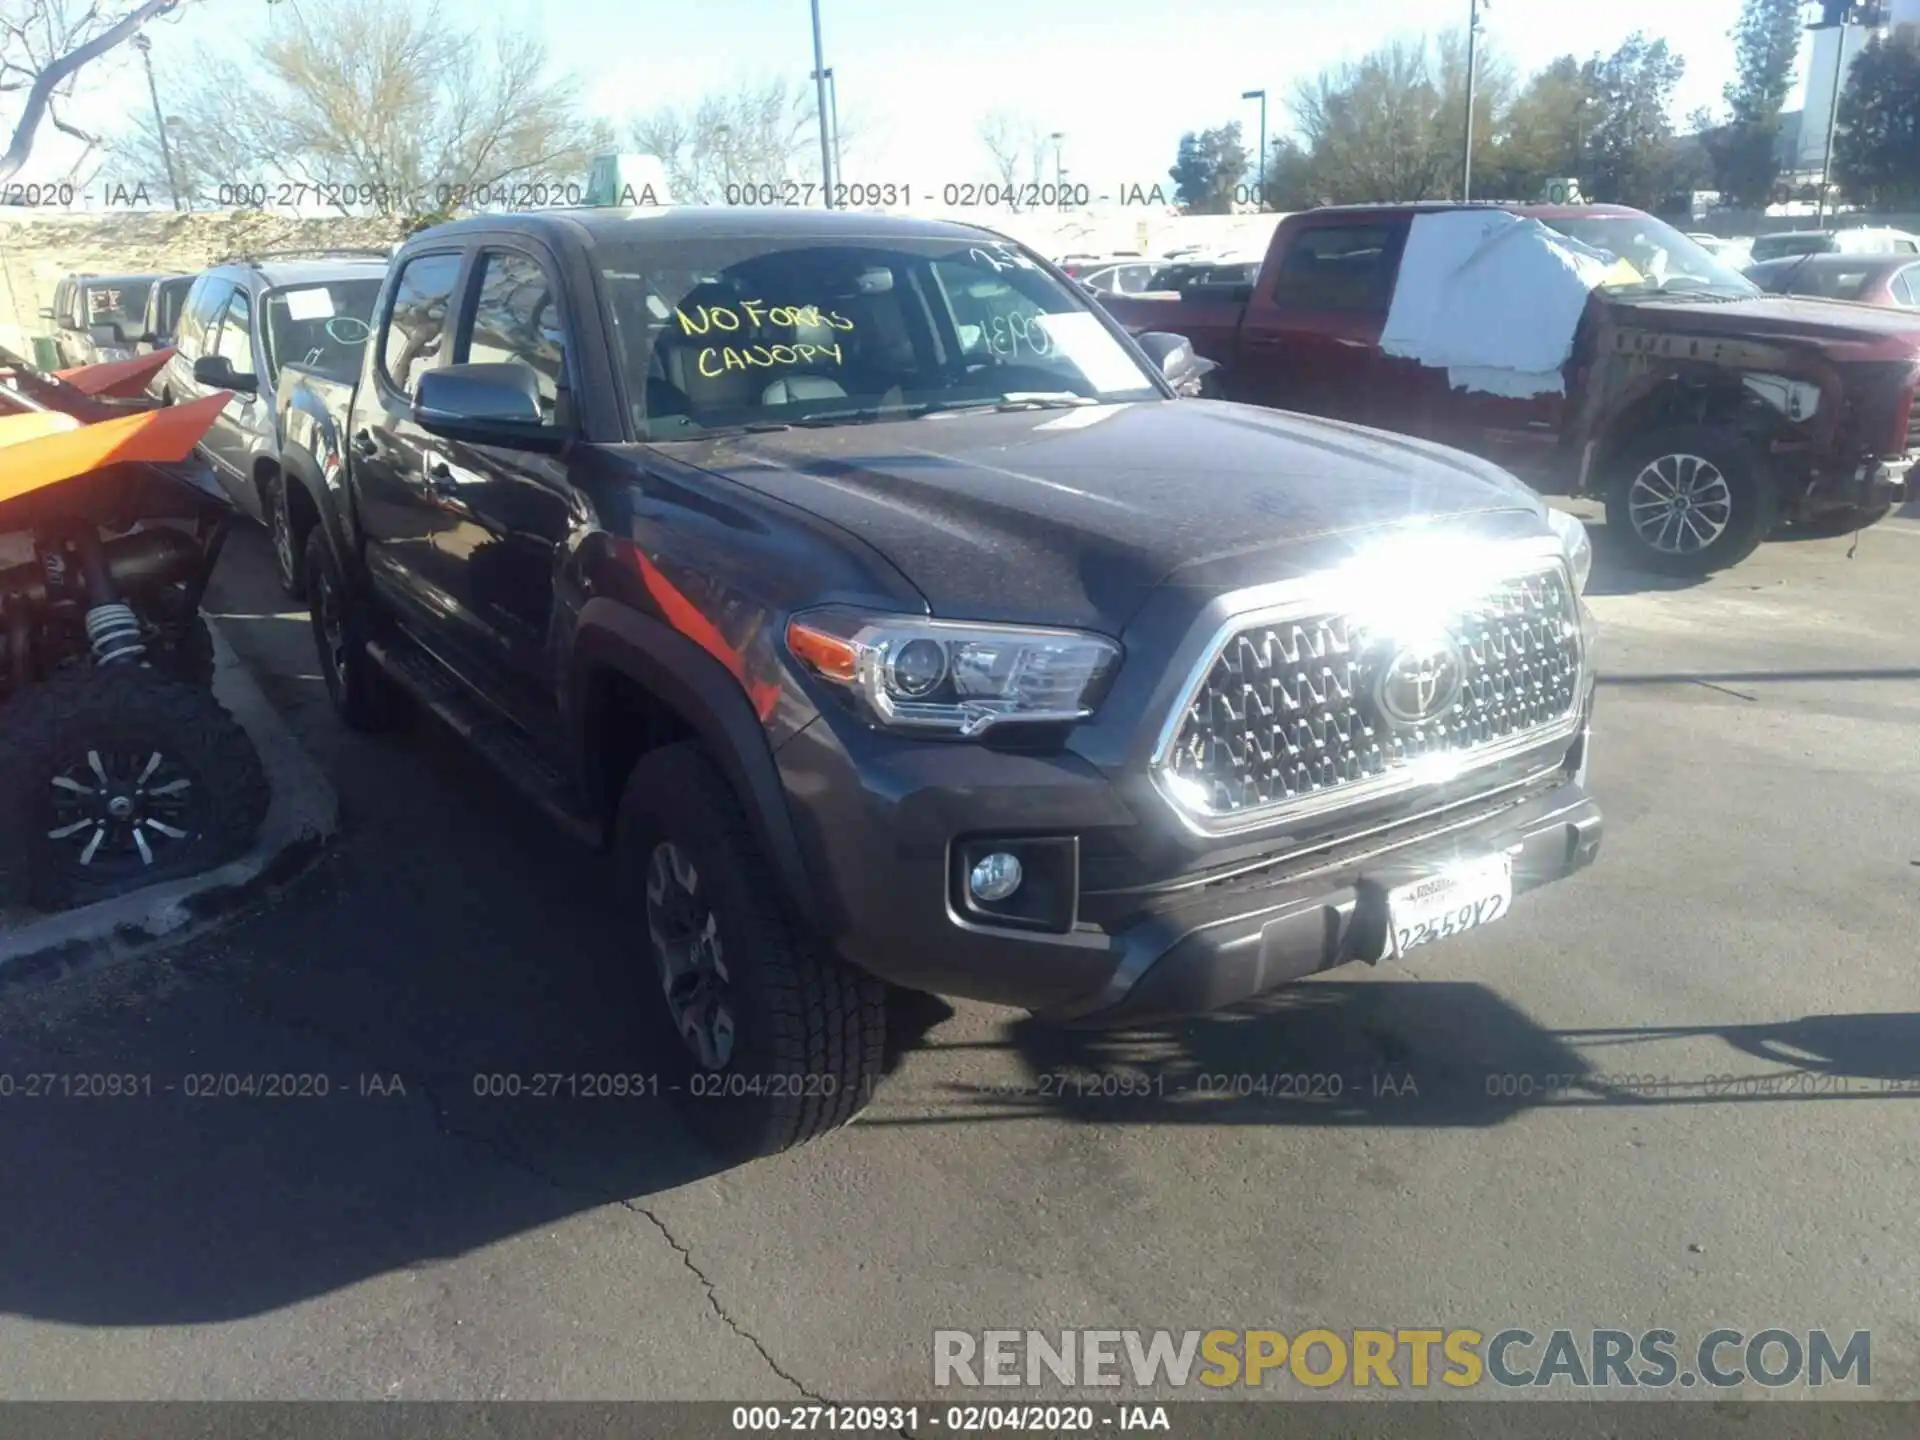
xmin=85 ymin=601 xmax=147 ymax=667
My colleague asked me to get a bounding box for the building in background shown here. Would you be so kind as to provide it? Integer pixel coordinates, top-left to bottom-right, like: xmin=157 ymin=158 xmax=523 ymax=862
xmin=1794 ymin=0 xmax=1919 ymax=173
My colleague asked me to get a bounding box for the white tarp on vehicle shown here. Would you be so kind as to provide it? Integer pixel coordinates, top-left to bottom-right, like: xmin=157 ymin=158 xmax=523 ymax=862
xmin=1379 ymin=209 xmax=1634 ymax=399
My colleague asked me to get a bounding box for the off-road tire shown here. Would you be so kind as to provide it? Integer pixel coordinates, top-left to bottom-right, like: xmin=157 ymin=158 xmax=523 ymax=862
xmin=616 ymin=742 xmax=886 ymax=1161
xmin=267 ymin=473 xmax=307 ymax=600
xmin=1791 ymin=502 xmax=1893 ymax=539
xmin=1604 ymin=424 xmax=1778 ymax=577
xmin=304 ymin=528 xmax=404 ymax=732
xmin=0 ymin=666 xmax=269 ymax=911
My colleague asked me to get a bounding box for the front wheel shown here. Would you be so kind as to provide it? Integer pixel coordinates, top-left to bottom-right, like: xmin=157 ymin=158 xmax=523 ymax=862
xmin=1604 ymin=425 xmax=1778 ymax=576
xmin=266 ymin=473 xmax=306 ymax=600
xmin=0 ymin=667 xmax=269 ymax=911
xmin=616 ymin=742 xmax=886 ymax=1161
xmin=304 ymin=528 xmax=404 ymax=732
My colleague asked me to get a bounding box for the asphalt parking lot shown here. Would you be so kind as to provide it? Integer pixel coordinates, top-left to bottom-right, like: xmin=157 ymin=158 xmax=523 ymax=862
xmin=0 ymin=501 xmax=1915 ymax=1403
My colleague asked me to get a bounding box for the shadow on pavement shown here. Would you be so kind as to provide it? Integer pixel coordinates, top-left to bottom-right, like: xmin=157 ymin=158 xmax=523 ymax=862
xmin=1581 ymin=522 xmax=1709 ymax=597
xmin=870 ymin=983 xmax=1920 ymax=1130
xmin=0 ymin=530 xmax=1910 ymax=1330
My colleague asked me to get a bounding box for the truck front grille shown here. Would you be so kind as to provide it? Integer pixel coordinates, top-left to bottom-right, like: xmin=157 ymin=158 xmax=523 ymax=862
xmin=1906 ymin=389 xmax=1920 ymax=455
xmin=1155 ymin=560 xmax=1584 ymax=832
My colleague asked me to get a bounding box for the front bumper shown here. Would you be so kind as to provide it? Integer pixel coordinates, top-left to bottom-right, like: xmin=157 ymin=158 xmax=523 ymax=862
xmin=775 ymin=702 xmax=1602 ymax=1029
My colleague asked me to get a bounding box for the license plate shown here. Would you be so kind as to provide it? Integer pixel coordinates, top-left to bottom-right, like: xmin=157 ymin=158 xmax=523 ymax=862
xmin=1385 ymin=854 xmax=1513 ymax=957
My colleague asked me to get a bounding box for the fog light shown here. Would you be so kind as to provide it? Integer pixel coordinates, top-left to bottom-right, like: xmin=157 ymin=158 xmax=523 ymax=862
xmin=968 ymin=852 xmax=1024 ymax=903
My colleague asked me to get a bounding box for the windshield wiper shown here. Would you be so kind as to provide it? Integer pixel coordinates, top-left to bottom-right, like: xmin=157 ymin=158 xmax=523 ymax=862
xmin=791 ymin=394 xmax=1100 ymax=428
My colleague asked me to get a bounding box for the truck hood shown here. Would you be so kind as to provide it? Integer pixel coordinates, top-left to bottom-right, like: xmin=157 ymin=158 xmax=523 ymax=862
xmin=1611 ymin=292 xmax=1920 ymax=361
xmin=649 ymin=399 xmax=1546 ymax=632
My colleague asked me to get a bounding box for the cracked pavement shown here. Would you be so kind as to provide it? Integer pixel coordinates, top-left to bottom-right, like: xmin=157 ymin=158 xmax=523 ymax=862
xmin=1 ymin=506 xmax=1916 ymax=1402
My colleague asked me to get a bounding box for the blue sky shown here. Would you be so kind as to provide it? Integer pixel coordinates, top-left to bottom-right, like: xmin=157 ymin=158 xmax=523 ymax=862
xmin=16 ymin=0 xmax=1800 ymax=193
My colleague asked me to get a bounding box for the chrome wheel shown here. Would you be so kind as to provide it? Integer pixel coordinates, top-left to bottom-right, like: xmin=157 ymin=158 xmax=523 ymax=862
xmin=45 ymin=747 xmax=196 ymax=878
xmin=645 ymin=841 xmax=736 ymax=1071
xmin=270 ymin=481 xmax=297 ymax=590
xmin=1627 ymin=453 xmax=1734 ymax=556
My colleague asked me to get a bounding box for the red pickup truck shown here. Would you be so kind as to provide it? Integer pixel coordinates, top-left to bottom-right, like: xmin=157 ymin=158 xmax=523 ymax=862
xmin=1102 ymin=202 xmax=1920 ymax=575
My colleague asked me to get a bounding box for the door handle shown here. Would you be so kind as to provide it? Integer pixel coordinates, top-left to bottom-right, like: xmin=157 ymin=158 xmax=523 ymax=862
xmin=350 ymin=431 xmax=378 ymax=458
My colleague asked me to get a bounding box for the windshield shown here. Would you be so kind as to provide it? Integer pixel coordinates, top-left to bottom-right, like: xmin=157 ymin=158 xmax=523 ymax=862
xmin=262 ymin=279 xmax=384 ymax=383
xmin=1542 ymin=215 xmax=1760 ymax=300
xmin=594 ymin=235 xmax=1163 ymax=440
xmin=84 ymin=280 xmax=152 ymax=329
xmin=1753 ymin=264 xmax=1878 ymax=301
xmin=1750 ymin=233 xmax=1833 ymax=261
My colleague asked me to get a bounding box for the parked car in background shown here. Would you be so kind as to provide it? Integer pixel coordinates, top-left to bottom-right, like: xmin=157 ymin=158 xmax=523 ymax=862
xmin=1745 ymin=253 xmax=1920 ymax=309
xmin=1076 ymin=259 xmax=1160 ymax=295
xmin=1688 ymin=233 xmax=1754 ymax=266
xmin=1101 ymin=202 xmax=1920 ymax=572
xmin=1747 ymin=228 xmax=1920 ymax=263
xmin=157 ymin=250 xmax=391 ymax=596
xmin=136 ymin=274 xmax=196 ymax=357
xmin=40 ymin=272 xmax=170 ymax=368
xmin=277 ymin=206 xmax=1602 ymax=1160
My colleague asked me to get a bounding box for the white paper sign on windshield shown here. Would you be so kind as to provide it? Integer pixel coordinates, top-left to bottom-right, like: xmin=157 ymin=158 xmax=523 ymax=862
xmin=283 ymin=287 xmax=336 ymax=321
xmin=1039 ymin=311 xmax=1154 ymax=394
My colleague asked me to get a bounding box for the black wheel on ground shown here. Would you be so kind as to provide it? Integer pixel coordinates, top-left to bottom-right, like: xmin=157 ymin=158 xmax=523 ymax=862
xmin=1603 ymin=424 xmax=1778 ymax=576
xmin=151 ymin=611 xmax=216 ymax=689
xmin=615 ymin=742 xmax=886 ymax=1161
xmin=1790 ymin=502 xmax=1893 ymax=538
xmin=0 ymin=666 xmax=269 ymax=911
xmin=303 ymin=527 xmax=404 ymax=732
xmin=266 ymin=472 xmax=306 ymax=600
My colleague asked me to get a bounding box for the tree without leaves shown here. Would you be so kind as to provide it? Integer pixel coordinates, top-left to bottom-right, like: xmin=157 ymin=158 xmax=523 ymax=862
xmin=1832 ymin=33 xmax=1920 ymax=206
xmin=107 ymin=0 xmax=608 ymax=214
xmin=630 ymin=77 xmax=831 ymax=205
xmin=976 ymin=107 xmax=1051 ymax=211
xmin=1168 ymin=121 xmax=1248 ymax=214
xmin=0 ymin=0 xmax=191 ymax=183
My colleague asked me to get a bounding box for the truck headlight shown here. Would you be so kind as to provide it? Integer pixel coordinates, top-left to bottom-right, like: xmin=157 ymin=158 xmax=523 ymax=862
xmin=1546 ymin=507 xmax=1593 ymax=596
xmin=786 ymin=608 xmax=1121 ymax=736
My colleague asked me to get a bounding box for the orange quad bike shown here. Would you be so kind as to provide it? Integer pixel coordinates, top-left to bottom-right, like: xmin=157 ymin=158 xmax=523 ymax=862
xmin=0 ymin=347 xmax=268 ymax=911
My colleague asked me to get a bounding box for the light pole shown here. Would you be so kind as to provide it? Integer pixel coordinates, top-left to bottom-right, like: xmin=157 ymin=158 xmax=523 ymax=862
xmin=1461 ymin=0 xmax=1482 ymax=201
xmin=713 ymin=122 xmax=734 ymax=199
xmin=1241 ymin=89 xmax=1266 ymax=210
xmin=1809 ymin=3 xmax=1858 ymax=226
xmin=812 ymin=67 xmax=843 ymax=195
xmin=132 ymin=33 xmax=182 ymax=212
xmin=1049 ymin=131 xmax=1065 ymax=210
xmin=809 ymin=0 xmax=834 ymax=205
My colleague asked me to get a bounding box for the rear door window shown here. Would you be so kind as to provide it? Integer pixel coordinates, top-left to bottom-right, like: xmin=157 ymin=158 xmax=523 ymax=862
xmin=379 ymin=252 xmax=463 ymax=397
xmin=1271 ymin=225 xmax=1406 ymax=313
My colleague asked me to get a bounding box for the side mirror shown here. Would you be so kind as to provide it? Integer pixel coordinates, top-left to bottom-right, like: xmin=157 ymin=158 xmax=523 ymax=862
xmin=1134 ymin=331 xmax=1216 ymax=396
xmin=39 ymin=306 xmax=55 ymax=320
xmin=413 ymin=363 xmax=563 ymax=454
xmin=194 ymin=354 xmax=258 ymax=394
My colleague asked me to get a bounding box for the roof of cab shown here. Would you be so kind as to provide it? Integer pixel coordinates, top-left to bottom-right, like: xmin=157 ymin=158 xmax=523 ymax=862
xmin=400 ymin=205 xmax=1002 ymax=250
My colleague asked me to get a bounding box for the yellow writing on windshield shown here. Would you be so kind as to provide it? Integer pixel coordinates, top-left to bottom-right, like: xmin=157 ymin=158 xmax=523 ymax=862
xmin=696 ymin=342 xmax=846 ymax=377
xmin=674 ymin=300 xmax=856 ymax=335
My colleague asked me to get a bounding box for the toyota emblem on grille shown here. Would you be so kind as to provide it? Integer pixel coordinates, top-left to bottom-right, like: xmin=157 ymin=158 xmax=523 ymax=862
xmin=1374 ymin=639 xmax=1465 ymax=728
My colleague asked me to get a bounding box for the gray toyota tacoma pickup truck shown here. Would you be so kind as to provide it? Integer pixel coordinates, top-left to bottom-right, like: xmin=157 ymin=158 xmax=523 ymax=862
xmin=276 ymin=206 xmax=1603 ymax=1158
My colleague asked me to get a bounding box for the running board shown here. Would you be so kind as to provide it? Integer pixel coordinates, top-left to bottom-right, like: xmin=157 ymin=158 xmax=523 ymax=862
xmin=365 ymin=635 xmax=606 ymax=850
